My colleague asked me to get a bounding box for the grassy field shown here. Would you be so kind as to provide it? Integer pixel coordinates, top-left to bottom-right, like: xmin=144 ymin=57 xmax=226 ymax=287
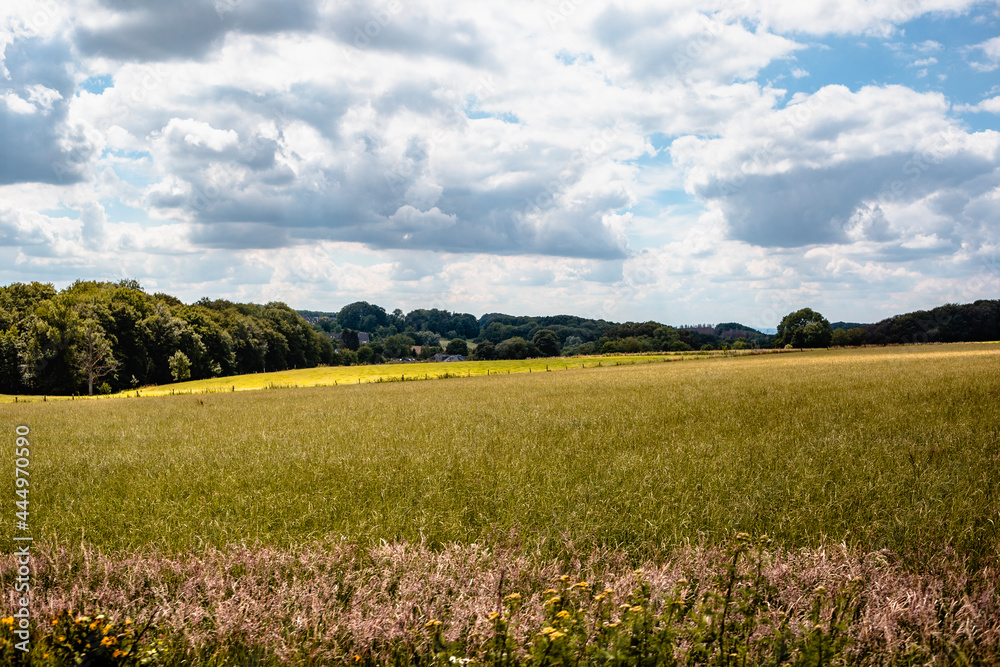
xmin=4 ymin=343 xmax=997 ymax=561
xmin=3 ymin=342 xmax=1000 ymax=664
xmin=0 ymin=351 xmax=732 ymax=402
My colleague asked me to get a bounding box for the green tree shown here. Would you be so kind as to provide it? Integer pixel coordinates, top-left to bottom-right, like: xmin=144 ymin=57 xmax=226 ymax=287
xmin=472 ymin=340 xmax=496 ymax=360
xmin=532 ymin=329 xmax=561 ymax=357
xmin=384 ymin=334 xmax=416 ymax=358
xmin=337 ymin=301 xmax=388 ymax=331
xmin=357 ymin=345 xmax=375 ymax=364
xmin=445 ymin=338 xmax=469 ymax=356
xmin=168 ymin=350 xmax=191 ymax=382
xmin=495 ymin=337 xmax=538 ymax=360
xmin=74 ymin=319 xmax=119 ymax=395
xmin=775 ymin=308 xmax=833 ymax=348
xmin=340 ymin=328 xmax=360 ymax=351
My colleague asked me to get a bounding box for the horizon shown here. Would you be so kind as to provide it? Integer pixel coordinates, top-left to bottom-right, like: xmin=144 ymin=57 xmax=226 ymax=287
xmin=1 ymin=1 xmax=999 ymax=330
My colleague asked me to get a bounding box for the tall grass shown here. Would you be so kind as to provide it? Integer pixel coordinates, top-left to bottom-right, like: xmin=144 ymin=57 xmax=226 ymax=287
xmin=5 ymin=343 xmax=998 ymax=565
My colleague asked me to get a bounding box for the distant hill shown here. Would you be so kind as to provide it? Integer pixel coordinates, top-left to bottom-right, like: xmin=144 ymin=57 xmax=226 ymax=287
xmin=863 ymin=300 xmax=999 ymax=345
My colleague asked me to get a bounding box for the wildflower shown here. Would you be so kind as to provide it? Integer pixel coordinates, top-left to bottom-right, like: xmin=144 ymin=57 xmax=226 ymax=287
xmin=503 ymin=593 xmax=521 ymax=602
xmin=814 ymin=586 xmax=827 ymax=596
xmin=89 ymin=620 xmax=99 ymax=630
xmin=629 ymin=606 xmax=643 ymax=613
xmin=1 ymin=617 xmax=13 ymax=626
xmin=113 ymin=650 xmax=124 ymax=658
xmin=544 ymin=596 xmax=561 ymax=606
xmin=604 ymin=588 xmax=614 ymax=595
xmin=594 ymin=594 xmax=606 ymax=602
xmin=57 ymin=636 xmax=65 ymax=642
xmin=101 ymin=636 xmax=117 ymax=647
xmin=542 ymin=588 xmax=557 ymax=595
xmin=425 ymin=620 xmax=442 ymax=629
xmin=354 ymin=655 xmax=362 ymax=662
xmin=556 ymin=610 xmax=570 ymax=619
xmin=550 ymin=631 xmax=566 ymax=639
xmin=488 ymin=612 xmax=500 ymax=621
xmin=572 ymin=582 xmax=588 ymax=589
xmin=540 ymin=627 xmax=556 ymax=635
xmin=559 ymin=575 xmax=570 ymax=583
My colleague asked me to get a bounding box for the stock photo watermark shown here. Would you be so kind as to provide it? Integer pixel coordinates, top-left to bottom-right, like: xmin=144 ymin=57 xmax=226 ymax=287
xmin=11 ymin=425 xmax=33 ymax=654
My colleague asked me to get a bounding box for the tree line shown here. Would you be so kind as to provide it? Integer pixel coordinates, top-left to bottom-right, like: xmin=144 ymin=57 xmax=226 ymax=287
xmin=0 ymin=281 xmax=335 ymax=395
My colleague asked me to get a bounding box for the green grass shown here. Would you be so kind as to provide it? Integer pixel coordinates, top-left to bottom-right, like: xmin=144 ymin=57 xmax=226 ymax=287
xmin=7 ymin=343 xmax=999 ymax=565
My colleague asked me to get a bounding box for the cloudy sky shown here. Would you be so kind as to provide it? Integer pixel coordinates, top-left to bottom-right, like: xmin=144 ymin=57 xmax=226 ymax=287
xmin=1 ymin=0 xmax=998 ymax=328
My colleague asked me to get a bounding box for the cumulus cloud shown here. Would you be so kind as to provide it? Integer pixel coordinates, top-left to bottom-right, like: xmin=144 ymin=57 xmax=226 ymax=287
xmin=0 ymin=0 xmax=998 ymax=324
xmin=73 ymin=0 xmax=322 ymax=61
xmin=0 ymin=37 xmax=99 ymax=185
xmin=969 ymin=35 xmax=1000 ymax=71
xmin=671 ymin=85 xmax=1000 ymax=252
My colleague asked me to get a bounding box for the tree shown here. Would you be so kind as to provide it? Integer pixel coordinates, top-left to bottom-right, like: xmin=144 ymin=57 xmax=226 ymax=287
xmin=532 ymin=329 xmax=561 ymax=357
xmin=337 ymin=301 xmax=388 ymax=331
xmin=168 ymin=350 xmax=191 ymax=382
xmin=74 ymin=319 xmax=119 ymax=395
xmin=495 ymin=336 xmax=538 ymax=360
xmin=472 ymin=340 xmax=495 ymax=360
xmin=774 ymin=308 xmax=833 ymax=348
xmin=384 ymin=334 xmax=416 ymax=358
xmin=341 ymin=328 xmax=360 ymax=351
xmin=445 ymin=338 xmax=469 ymax=356
xmin=357 ymin=345 xmax=375 ymax=364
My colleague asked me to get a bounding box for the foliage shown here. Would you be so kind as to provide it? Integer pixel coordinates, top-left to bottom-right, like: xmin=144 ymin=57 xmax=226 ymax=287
xmin=384 ymin=334 xmax=417 ymax=359
xmin=337 ymin=301 xmax=389 ymax=332
xmin=0 ymin=281 xmax=334 ymax=395
xmin=168 ymin=351 xmax=191 ymax=382
xmin=445 ymin=338 xmax=469 ymax=356
xmin=473 ymin=340 xmax=496 ymax=360
xmin=531 ymin=329 xmax=561 ymax=357
xmin=495 ymin=336 xmax=538 ymax=360
xmin=773 ymin=308 xmax=833 ymax=348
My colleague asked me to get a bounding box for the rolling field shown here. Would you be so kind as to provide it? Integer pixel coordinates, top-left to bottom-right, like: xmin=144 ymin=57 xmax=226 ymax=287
xmin=3 ymin=343 xmax=999 ymax=665
xmin=0 ymin=351 xmax=724 ymax=402
xmin=6 ymin=343 xmax=998 ymax=558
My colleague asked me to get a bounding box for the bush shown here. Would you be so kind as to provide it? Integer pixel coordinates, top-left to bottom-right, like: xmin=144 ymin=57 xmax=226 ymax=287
xmin=445 ymin=339 xmax=469 ymax=356
xmin=168 ymin=351 xmax=191 ymax=382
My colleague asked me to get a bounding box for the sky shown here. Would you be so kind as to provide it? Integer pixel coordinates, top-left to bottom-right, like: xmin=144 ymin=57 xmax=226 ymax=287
xmin=0 ymin=0 xmax=998 ymax=330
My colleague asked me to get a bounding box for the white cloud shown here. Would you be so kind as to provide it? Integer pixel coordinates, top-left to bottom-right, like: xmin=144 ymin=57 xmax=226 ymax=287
xmin=970 ymin=35 xmax=1000 ymax=71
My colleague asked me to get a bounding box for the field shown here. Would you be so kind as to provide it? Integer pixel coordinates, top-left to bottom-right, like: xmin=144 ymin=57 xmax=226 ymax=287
xmin=0 ymin=351 xmax=720 ymax=402
xmin=2 ymin=344 xmax=999 ymax=664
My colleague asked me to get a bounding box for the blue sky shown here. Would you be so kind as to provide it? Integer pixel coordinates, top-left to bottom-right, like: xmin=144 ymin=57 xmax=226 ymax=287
xmin=0 ymin=0 xmax=998 ymax=329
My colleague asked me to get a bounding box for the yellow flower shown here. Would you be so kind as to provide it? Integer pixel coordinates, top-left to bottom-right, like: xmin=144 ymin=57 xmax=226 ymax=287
xmin=594 ymin=594 xmax=606 ymax=602
xmin=555 ymin=610 xmax=570 ymax=619
xmin=57 ymin=636 xmax=65 ymax=642
xmin=542 ymin=589 xmax=557 ymax=595
xmin=113 ymin=650 xmax=124 ymax=658
xmin=1 ymin=617 xmax=13 ymax=626
xmin=572 ymin=582 xmax=588 ymax=589
xmin=503 ymin=593 xmax=521 ymax=601
xmin=101 ymin=636 xmax=117 ymax=647
xmin=540 ymin=627 xmax=556 ymax=635
xmin=425 ymin=620 xmax=442 ymax=629
xmin=354 ymin=655 xmax=362 ymax=662
xmin=629 ymin=605 xmax=643 ymax=613
xmin=89 ymin=620 xmax=99 ymax=630
xmin=488 ymin=612 xmax=500 ymax=621
xmin=544 ymin=596 xmax=561 ymax=607
xmin=558 ymin=575 xmax=570 ymax=583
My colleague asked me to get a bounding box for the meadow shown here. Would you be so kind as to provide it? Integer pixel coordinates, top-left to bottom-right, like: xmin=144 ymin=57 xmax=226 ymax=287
xmin=2 ymin=343 xmax=999 ymax=665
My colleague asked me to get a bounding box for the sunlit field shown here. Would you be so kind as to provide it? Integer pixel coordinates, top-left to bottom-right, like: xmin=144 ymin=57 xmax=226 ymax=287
xmin=2 ymin=343 xmax=998 ymax=665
